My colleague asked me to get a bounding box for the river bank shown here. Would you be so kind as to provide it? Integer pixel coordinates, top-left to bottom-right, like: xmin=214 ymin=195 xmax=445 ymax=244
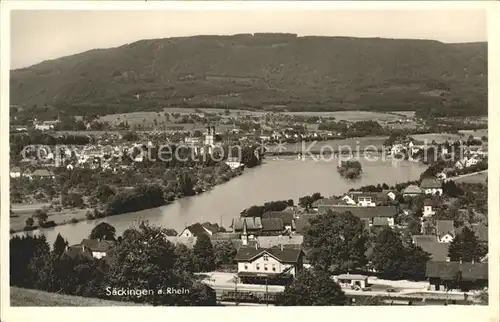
xmin=13 ymin=157 xmax=429 ymax=246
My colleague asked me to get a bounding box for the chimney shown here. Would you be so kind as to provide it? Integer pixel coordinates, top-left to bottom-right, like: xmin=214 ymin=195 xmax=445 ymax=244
xmin=255 ymin=242 xmax=258 ymax=250
xmin=280 ymin=244 xmax=283 ymax=251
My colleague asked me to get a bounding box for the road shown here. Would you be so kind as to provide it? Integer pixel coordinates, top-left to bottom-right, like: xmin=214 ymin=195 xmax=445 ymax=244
xmin=201 ymin=272 xmax=474 ymax=303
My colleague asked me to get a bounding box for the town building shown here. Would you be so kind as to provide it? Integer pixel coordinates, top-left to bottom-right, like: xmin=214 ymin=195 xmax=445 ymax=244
xmin=69 ymin=239 xmax=116 ymax=260
xmin=262 ymin=211 xmax=295 ymax=232
xmin=234 ymin=243 xmax=304 ymax=285
xmin=412 ymin=235 xmax=450 ymax=262
xmin=231 ymin=217 xmax=285 ymax=236
xmin=179 ymin=222 xmax=219 ymax=238
xmin=256 ymin=235 xmax=303 ymax=249
xmin=10 ymin=167 xmax=21 ymax=178
xmin=333 ymin=274 xmax=370 ymax=290
xmin=225 ymin=157 xmax=244 ymax=170
xmin=317 ymin=205 xmax=398 ymax=227
xmin=420 ymin=178 xmax=443 ymax=196
xmin=422 ymin=199 xmax=437 ymax=218
xmin=436 ymin=220 xmax=455 ymax=243
xmin=402 ymin=184 xmax=423 ymax=197
xmin=426 ymin=261 xmax=488 ymax=291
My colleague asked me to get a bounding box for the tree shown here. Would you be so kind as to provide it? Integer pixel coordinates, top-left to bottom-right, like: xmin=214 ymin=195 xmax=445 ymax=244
xmin=25 ymin=217 xmax=34 ymax=227
xmin=193 ymin=234 xmax=216 ymax=272
xmin=177 ymin=172 xmax=195 ymax=196
xmin=448 ymin=226 xmax=482 ymax=262
xmin=213 ymin=240 xmax=237 ymax=268
xmin=93 ymin=184 xmax=115 ymax=203
xmin=298 ymin=195 xmax=314 ymax=211
xmin=104 ymin=222 xmax=214 ymax=305
xmin=53 ymin=233 xmax=68 ymax=256
xmin=173 ymin=244 xmax=196 ymax=273
xmin=400 ymin=244 xmax=431 ymax=281
xmin=303 ymin=212 xmax=368 ymax=273
xmin=10 ymin=235 xmax=50 ymax=287
xmin=337 ymin=161 xmax=362 ymax=179
xmin=443 ymin=180 xmax=462 ymax=198
xmin=371 ymin=227 xmax=406 ymax=280
xmin=34 ymin=209 xmax=48 ymax=226
xmin=89 ymin=222 xmax=116 ymax=241
xmin=62 ymin=192 xmax=84 ymax=208
xmin=278 ymin=269 xmax=347 ymax=306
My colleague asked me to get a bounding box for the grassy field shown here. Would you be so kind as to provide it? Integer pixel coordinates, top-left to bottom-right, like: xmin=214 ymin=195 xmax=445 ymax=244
xmin=10 ymin=203 xmax=89 ymax=233
xmin=453 ymin=171 xmax=488 ymax=184
xmin=458 ymin=129 xmax=488 ymax=139
xmin=95 ymin=109 xmax=406 ymax=127
xmin=10 ymin=287 xmax=144 ymax=306
xmin=411 ymin=133 xmax=465 ymax=143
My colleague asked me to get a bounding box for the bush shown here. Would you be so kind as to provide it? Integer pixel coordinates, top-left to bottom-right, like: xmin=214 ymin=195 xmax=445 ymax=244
xmin=40 ymin=221 xmax=57 ymax=228
xmin=85 ymin=211 xmax=95 ymax=220
xmin=94 ymin=210 xmax=106 ymax=219
xmin=69 ymin=217 xmax=79 ymax=224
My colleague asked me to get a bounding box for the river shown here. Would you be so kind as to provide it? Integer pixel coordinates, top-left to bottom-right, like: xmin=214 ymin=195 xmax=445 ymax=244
xmin=17 ymin=155 xmax=427 ymax=246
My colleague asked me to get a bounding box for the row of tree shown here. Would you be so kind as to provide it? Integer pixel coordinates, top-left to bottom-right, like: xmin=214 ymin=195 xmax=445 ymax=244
xmin=9 ymin=222 xmax=241 ymax=306
xmin=303 ymin=212 xmax=431 ymax=280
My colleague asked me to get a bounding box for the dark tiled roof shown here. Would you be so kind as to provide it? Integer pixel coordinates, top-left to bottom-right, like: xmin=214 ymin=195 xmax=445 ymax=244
xmin=372 ymin=217 xmax=389 ymax=226
xmin=262 ymin=211 xmax=294 ymax=226
xmin=460 ymin=262 xmax=488 ymax=280
xmin=257 ymin=235 xmax=303 ymax=248
xmin=65 ymin=245 xmax=94 ymax=260
xmin=403 ymin=185 xmax=423 ymax=194
xmin=436 ymin=220 xmax=455 ymax=238
xmin=295 ymin=215 xmax=318 ymax=234
xmin=234 ymin=245 xmax=303 ymax=264
xmin=412 ymin=235 xmax=438 ymax=244
xmin=261 ymin=218 xmax=284 ymax=232
xmin=312 ymin=197 xmax=340 ymax=207
xmin=11 ymin=167 xmax=21 ymax=172
xmin=80 ymin=239 xmax=116 ymax=252
xmin=318 ymin=205 xmax=398 ymax=218
xmin=423 ymin=198 xmax=437 ymax=206
xmin=184 ymin=223 xmax=210 ymax=237
xmin=415 ymin=241 xmax=449 ymax=262
xmin=201 ymin=222 xmax=220 ymax=234
xmin=426 ymin=261 xmax=460 ymax=279
xmin=349 ymin=191 xmax=389 ymax=204
xmin=210 ymin=232 xmax=240 ymax=241
xmin=420 ymin=178 xmax=442 ymax=189
xmin=426 ymin=261 xmax=488 ymax=280
xmin=232 ymin=217 xmax=263 ymax=231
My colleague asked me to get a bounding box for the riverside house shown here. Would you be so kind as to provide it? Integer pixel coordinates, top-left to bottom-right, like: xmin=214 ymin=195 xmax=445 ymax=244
xmin=179 ymin=222 xmax=220 ymax=237
xmin=66 ymin=239 xmax=116 ymax=260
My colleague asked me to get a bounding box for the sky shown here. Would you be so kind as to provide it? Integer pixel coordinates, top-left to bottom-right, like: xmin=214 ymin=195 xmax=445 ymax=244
xmin=10 ymin=9 xmax=487 ymax=69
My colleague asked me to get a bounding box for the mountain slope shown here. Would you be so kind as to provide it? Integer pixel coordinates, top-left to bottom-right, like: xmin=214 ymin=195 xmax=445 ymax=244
xmin=10 ymin=34 xmax=488 ymax=116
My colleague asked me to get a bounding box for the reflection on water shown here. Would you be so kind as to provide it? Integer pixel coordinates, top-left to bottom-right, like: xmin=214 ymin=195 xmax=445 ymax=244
xmin=16 ymin=157 xmax=427 ymax=245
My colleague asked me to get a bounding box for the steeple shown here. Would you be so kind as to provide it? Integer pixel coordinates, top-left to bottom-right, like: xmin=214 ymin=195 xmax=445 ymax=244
xmin=241 ymin=218 xmax=248 ymax=246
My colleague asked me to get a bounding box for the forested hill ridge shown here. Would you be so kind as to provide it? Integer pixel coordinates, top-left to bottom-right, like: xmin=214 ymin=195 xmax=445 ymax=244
xmin=10 ymin=33 xmax=487 ymax=118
